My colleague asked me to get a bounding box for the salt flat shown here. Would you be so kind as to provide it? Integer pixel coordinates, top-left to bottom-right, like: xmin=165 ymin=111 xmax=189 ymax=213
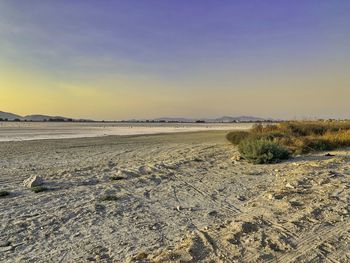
xmin=0 ymin=122 xmax=253 ymax=141
xmin=1 ymin=131 xmax=350 ymax=262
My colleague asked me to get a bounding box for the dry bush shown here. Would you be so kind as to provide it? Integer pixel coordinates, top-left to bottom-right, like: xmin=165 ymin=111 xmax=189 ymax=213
xmin=226 ymin=131 xmax=250 ymax=145
xmin=238 ymin=139 xmax=290 ymax=164
xmin=227 ymin=121 xmax=350 ymax=163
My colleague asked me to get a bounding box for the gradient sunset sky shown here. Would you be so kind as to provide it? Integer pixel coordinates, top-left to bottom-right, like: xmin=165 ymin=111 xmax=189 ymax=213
xmin=1 ymin=0 xmax=349 ymax=120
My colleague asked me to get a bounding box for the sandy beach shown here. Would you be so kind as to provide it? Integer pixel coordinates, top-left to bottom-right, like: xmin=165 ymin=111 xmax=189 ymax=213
xmin=1 ymin=130 xmax=350 ymax=262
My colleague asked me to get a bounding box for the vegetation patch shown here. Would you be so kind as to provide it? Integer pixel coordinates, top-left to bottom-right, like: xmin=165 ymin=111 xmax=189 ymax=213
xmin=226 ymin=131 xmax=250 ymax=145
xmin=99 ymin=195 xmax=118 ymax=202
xmin=110 ymin=175 xmax=126 ymax=181
xmin=30 ymin=186 xmax=49 ymax=193
xmin=227 ymin=121 xmax=350 ymax=163
xmin=0 ymin=190 xmax=10 ymax=197
xmin=238 ymin=139 xmax=290 ymax=164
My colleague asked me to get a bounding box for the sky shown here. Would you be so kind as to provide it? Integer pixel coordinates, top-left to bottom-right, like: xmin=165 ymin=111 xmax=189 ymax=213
xmin=0 ymin=0 xmax=349 ymax=120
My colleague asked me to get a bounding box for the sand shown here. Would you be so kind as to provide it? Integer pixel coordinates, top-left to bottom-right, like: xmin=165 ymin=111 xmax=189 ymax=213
xmin=0 ymin=122 xmax=253 ymax=142
xmin=1 ymin=131 xmax=350 ymax=262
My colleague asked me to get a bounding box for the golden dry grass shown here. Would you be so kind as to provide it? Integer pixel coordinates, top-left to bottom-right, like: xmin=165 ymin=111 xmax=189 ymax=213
xmin=227 ymin=121 xmax=350 ymax=162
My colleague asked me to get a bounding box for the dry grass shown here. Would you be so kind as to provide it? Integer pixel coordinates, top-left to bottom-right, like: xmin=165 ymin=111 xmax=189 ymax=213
xmin=227 ymin=121 xmax=350 ymax=163
xmin=226 ymin=131 xmax=250 ymax=145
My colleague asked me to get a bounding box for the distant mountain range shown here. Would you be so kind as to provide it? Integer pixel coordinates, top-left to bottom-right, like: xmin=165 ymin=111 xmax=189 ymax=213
xmin=0 ymin=110 xmax=273 ymax=123
xmin=24 ymin=115 xmax=73 ymax=122
xmin=126 ymin=115 xmax=274 ymax=123
xmin=0 ymin=111 xmax=90 ymax=122
xmin=0 ymin=111 xmax=23 ymax=121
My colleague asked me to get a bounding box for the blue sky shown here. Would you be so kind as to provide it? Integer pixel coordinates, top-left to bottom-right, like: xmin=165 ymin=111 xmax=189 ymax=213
xmin=1 ymin=0 xmax=350 ymax=119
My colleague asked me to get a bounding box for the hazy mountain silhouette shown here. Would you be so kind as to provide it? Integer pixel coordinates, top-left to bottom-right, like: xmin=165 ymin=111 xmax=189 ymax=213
xmin=130 ymin=116 xmax=272 ymax=123
xmin=0 ymin=111 xmax=73 ymax=121
xmin=1 ymin=110 xmax=271 ymax=122
xmin=0 ymin=111 xmax=23 ymax=120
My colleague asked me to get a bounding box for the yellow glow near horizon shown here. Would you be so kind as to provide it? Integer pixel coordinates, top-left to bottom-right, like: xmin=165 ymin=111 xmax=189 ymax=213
xmin=1 ymin=1 xmax=350 ymax=120
xmin=0 ymin=63 xmax=182 ymax=119
xmin=1 ymin=60 xmax=350 ymax=120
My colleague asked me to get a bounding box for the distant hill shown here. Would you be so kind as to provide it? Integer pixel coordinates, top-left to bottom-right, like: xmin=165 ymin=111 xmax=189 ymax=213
xmin=24 ymin=115 xmax=73 ymax=122
xmin=127 ymin=116 xmax=273 ymax=123
xmin=0 ymin=111 xmax=23 ymax=120
xmin=1 ymin=110 xmax=273 ymax=123
xmin=0 ymin=111 xmax=80 ymax=122
xmin=154 ymin=117 xmax=197 ymax=123
xmin=211 ymin=116 xmax=268 ymax=123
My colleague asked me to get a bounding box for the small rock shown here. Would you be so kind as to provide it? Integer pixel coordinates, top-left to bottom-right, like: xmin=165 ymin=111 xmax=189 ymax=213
xmin=150 ymin=224 xmax=160 ymax=230
xmin=139 ymin=166 xmax=152 ymax=175
xmin=110 ymin=171 xmax=127 ymax=181
xmin=237 ymin=195 xmax=246 ymax=201
xmin=176 ymin=206 xmax=182 ymax=212
xmin=285 ymin=183 xmax=294 ymax=189
xmin=23 ymin=175 xmax=43 ymax=188
xmin=231 ymin=154 xmax=243 ymax=161
xmin=208 ymin=210 xmax=218 ymax=216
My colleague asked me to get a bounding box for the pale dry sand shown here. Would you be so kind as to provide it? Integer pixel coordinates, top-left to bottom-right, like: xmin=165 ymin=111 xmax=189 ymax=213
xmin=1 ymin=131 xmax=350 ymax=262
xmin=0 ymin=122 xmax=253 ymax=141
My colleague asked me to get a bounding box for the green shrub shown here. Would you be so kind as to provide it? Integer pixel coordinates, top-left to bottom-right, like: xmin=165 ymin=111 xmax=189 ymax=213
xmin=228 ymin=121 xmax=350 ymax=163
xmin=226 ymin=131 xmax=250 ymax=145
xmin=252 ymin=131 xmax=289 ymax=141
xmin=238 ymin=139 xmax=290 ymax=164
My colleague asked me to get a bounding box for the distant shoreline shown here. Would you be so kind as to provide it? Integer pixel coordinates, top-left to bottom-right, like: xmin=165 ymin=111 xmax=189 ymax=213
xmin=0 ymin=119 xmax=274 ymax=124
xmin=0 ymin=122 xmax=255 ymax=142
